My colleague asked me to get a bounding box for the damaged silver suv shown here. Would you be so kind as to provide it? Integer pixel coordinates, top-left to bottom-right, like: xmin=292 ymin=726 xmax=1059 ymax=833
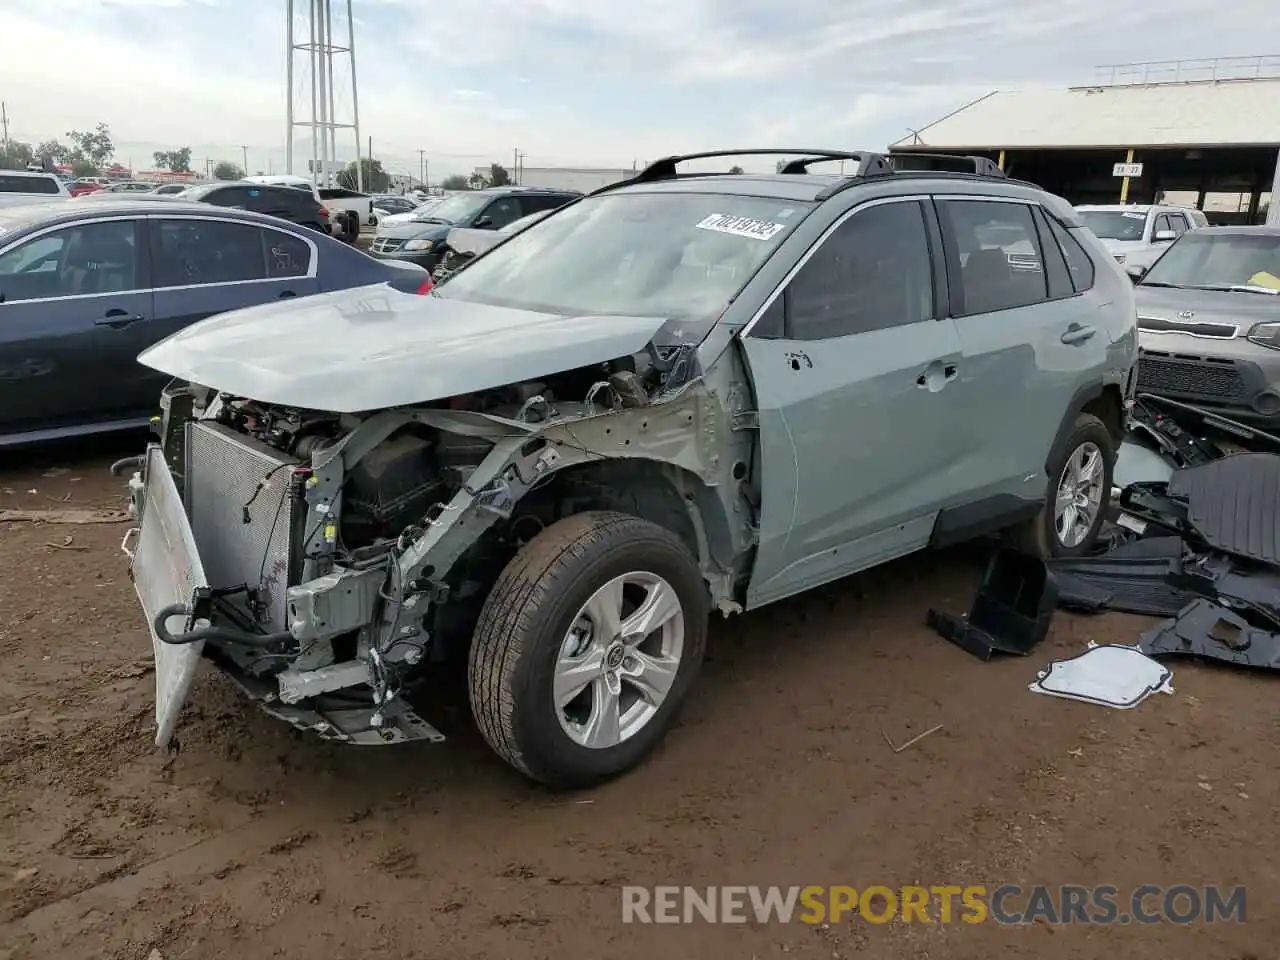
xmin=122 ymin=149 xmax=1137 ymax=788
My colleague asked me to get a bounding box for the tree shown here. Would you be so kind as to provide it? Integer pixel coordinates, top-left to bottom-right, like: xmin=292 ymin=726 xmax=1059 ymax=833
xmin=728 ymin=165 xmax=744 ymax=174
xmin=0 ymin=141 xmax=34 ymax=170
xmin=337 ymin=158 xmax=389 ymax=192
xmin=65 ymin=123 xmax=114 ymax=168
xmin=71 ymin=158 xmax=99 ymax=178
xmin=153 ymin=148 xmax=193 ymax=173
xmin=36 ymin=139 xmax=68 ymax=165
xmin=489 ymin=163 xmax=511 ymax=186
xmin=213 ymin=161 xmax=244 ymax=180
xmin=441 ymin=174 xmax=470 ymax=191
xmin=467 ymin=171 xmax=487 ymax=189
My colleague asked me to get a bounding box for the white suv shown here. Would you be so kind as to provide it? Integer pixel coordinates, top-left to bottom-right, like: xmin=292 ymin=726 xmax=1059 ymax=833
xmin=1075 ymin=203 xmax=1208 ymax=271
xmin=0 ymin=170 xmax=72 ymax=209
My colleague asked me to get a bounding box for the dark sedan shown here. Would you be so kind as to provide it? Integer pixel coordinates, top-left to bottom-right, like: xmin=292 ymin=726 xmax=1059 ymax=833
xmin=0 ymin=199 xmax=429 ymax=447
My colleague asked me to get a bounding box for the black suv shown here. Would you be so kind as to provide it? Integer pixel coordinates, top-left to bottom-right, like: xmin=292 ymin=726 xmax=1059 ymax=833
xmin=181 ymin=182 xmax=331 ymax=235
xmin=369 ymin=185 xmax=581 ymax=272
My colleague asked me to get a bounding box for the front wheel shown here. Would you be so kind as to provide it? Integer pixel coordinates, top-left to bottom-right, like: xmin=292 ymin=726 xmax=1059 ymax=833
xmin=468 ymin=511 xmax=708 ymax=789
xmin=1011 ymin=413 xmax=1115 ymax=559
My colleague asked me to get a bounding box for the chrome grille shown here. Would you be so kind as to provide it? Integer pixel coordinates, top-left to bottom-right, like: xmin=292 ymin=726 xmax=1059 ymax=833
xmin=1138 ymin=315 xmax=1238 ymax=338
xmin=184 ymin=422 xmax=298 ymax=631
xmin=371 ymin=237 xmax=405 ymax=253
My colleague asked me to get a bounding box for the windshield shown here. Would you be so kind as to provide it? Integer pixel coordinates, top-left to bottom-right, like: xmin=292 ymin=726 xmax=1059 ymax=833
xmin=436 ymin=192 xmax=811 ymax=342
xmin=1142 ymin=232 xmax=1280 ymax=291
xmin=420 ymin=192 xmax=490 ymax=223
xmin=1077 ymin=210 xmax=1148 ymax=241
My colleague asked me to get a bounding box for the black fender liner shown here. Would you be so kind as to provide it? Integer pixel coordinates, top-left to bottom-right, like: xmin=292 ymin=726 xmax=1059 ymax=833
xmin=1044 ymin=382 xmax=1105 ymax=477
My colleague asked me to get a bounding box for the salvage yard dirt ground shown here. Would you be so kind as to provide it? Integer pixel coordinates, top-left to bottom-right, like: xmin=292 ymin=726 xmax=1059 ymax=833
xmin=1 ymin=439 xmax=1277 ymax=960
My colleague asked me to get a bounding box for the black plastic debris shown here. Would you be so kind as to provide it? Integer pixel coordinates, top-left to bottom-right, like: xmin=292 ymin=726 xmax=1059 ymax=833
xmin=1047 ymin=536 xmax=1197 ymax=617
xmin=1130 ymin=394 xmax=1280 ymax=466
xmin=1138 ymin=599 xmax=1280 ymax=670
xmin=928 ymin=549 xmax=1058 ymax=661
xmin=1165 ymin=453 xmax=1280 ymax=567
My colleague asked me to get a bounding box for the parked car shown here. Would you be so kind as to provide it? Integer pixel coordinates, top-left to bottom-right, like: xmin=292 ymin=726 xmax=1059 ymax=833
xmin=121 ymin=148 xmax=1136 ymax=788
xmin=69 ymin=178 xmax=107 ymax=198
xmin=1128 ymin=225 xmax=1280 ymax=427
xmin=0 ymin=170 xmax=72 ymax=209
xmin=369 ymin=186 xmax=581 ymax=272
xmin=0 ymin=199 xmax=428 ymax=447
xmin=317 ymin=186 xmax=373 ymax=241
xmin=370 ymin=194 xmax=421 ymax=225
xmin=377 ymin=196 xmax=443 ymax=229
xmin=151 ymin=182 xmax=199 ymax=195
xmin=433 ymin=209 xmax=554 ymax=282
xmin=1075 ymin=203 xmax=1208 ymax=270
xmin=178 ymin=181 xmax=333 ymax=235
xmin=99 ymin=181 xmax=156 ymax=194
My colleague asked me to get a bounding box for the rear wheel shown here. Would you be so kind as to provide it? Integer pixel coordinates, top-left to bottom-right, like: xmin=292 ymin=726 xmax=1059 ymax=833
xmin=1011 ymin=413 xmax=1114 ymax=559
xmin=468 ymin=511 xmax=708 ymax=789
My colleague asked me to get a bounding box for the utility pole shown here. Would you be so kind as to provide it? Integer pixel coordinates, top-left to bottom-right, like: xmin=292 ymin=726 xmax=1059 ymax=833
xmin=513 ymin=147 xmax=518 ymax=183
xmin=240 ymin=145 xmax=249 ymax=173
xmin=517 ymin=150 xmax=527 ymax=185
xmin=418 ymin=148 xmax=425 ymax=189
xmin=0 ymin=101 xmax=9 ymax=157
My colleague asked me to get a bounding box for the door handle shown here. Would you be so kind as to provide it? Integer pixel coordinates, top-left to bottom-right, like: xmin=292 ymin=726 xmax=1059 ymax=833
xmin=278 ymin=290 xmax=297 ymax=299
xmin=1061 ymin=323 xmax=1097 ymax=345
xmin=94 ymin=310 xmax=144 ymax=329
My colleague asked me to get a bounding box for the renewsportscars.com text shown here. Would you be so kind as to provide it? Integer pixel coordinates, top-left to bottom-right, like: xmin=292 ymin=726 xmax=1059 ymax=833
xmin=621 ymin=884 xmax=1246 ymax=926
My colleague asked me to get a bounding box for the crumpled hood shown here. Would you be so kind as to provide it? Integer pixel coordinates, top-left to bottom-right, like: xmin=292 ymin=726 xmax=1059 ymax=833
xmin=138 ymin=284 xmax=669 ymax=413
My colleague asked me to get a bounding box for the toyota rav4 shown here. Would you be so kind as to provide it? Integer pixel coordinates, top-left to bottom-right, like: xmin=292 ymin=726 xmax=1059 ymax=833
xmin=121 ymin=149 xmax=1138 ymax=788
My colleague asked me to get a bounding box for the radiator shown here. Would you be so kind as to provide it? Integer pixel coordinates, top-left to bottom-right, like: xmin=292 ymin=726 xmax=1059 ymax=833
xmin=184 ymin=421 xmax=299 ymax=632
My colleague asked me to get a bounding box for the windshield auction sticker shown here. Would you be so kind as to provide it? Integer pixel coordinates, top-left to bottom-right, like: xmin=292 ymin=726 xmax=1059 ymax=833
xmin=696 ymin=214 xmax=787 ymax=240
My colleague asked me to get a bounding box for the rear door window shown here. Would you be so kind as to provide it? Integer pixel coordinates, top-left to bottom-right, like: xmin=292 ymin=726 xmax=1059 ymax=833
xmin=151 ymin=218 xmax=267 ymax=286
xmin=937 ymin=199 xmax=1050 ymax=315
xmin=264 ymin=228 xmax=311 ymax=278
xmin=203 ymin=186 xmax=252 ymax=208
xmin=0 ymin=174 xmax=61 ymax=195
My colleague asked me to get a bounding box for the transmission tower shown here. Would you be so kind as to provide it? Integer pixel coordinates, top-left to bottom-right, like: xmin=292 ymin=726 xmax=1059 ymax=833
xmin=285 ymin=0 xmax=363 ymax=189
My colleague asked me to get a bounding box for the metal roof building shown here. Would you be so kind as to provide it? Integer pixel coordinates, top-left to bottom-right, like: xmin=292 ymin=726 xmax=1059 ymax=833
xmin=890 ymin=56 xmax=1280 ymax=225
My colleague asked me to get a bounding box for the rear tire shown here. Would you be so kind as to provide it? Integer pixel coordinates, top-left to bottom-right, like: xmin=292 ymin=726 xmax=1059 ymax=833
xmin=1010 ymin=413 xmax=1114 ymax=559
xmin=468 ymin=511 xmax=708 ymax=789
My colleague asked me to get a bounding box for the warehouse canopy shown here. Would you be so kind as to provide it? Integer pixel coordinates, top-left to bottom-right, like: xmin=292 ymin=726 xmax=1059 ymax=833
xmin=892 ymin=78 xmax=1280 ymax=151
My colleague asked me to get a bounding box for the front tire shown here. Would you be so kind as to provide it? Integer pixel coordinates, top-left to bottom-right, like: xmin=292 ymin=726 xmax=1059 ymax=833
xmin=1012 ymin=413 xmax=1115 ymax=559
xmin=468 ymin=511 xmax=708 ymax=789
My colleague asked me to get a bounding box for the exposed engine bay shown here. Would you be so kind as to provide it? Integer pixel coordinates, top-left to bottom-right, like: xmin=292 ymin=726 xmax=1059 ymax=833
xmin=212 ymin=345 xmax=688 ymax=551
xmin=127 ymin=338 xmax=727 ymax=747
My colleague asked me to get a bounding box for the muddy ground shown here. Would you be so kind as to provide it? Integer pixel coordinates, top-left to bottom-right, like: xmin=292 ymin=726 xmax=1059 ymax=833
xmin=1 ymin=437 xmax=1276 ymax=959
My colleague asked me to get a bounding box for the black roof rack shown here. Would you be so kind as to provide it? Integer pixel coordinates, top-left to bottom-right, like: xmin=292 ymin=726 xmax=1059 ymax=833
xmin=885 ymin=152 xmax=1006 ymax=178
xmin=622 ymin=149 xmax=892 ymax=185
xmin=588 ymin=148 xmax=1011 ymax=198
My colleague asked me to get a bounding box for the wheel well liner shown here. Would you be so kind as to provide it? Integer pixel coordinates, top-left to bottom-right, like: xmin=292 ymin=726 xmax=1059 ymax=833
xmin=1045 ymin=382 xmax=1124 ymax=475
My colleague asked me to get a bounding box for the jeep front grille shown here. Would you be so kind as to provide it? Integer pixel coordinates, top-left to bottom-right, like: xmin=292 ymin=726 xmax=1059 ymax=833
xmin=371 ymin=237 xmax=405 ymax=253
xmin=1136 ymin=354 xmax=1245 ymax=401
xmin=184 ymin=422 xmax=299 ymax=631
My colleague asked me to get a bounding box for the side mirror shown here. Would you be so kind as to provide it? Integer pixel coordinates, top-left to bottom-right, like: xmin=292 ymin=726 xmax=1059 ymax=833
xmin=1153 ymin=229 xmax=1176 ymax=242
xmin=1126 ymin=264 xmax=1148 ymax=284
xmin=474 ymin=216 xmax=494 ymax=229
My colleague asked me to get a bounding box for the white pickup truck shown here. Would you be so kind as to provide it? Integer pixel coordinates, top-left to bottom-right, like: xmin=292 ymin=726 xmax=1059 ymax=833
xmin=0 ymin=170 xmax=72 ymax=209
xmin=317 ymin=186 xmax=373 ymax=243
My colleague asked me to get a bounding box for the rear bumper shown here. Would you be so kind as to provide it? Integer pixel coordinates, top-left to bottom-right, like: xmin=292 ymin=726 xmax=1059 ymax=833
xmin=124 ymin=432 xmax=444 ymax=748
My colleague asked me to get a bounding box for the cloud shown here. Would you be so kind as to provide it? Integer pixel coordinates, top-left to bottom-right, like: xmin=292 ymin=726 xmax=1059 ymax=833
xmin=1 ymin=0 xmax=1277 ymax=180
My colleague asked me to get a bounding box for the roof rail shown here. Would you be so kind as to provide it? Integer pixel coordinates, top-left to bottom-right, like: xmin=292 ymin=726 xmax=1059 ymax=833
xmin=625 ymin=149 xmax=893 ymax=185
xmin=886 ymin=153 xmax=1006 ymax=177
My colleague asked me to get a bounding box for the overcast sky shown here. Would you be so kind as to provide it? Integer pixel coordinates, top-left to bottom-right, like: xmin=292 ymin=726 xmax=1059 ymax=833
xmin=2 ymin=0 xmax=1277 ymax=181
